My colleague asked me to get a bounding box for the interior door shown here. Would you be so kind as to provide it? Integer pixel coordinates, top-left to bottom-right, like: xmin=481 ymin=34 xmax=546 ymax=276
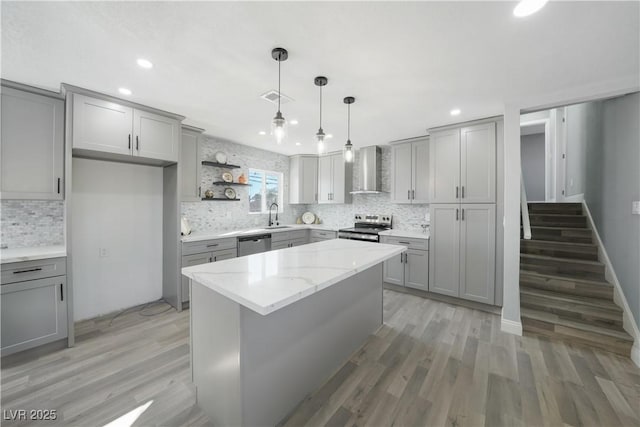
xmin=429 ymin=129 xmax=460 ymax=203
xmin=405 ymin=249 xmax=429 ymax=291
xmin=383 ymin=253 xmax=405 ymax=286
xmin=460 ymin=122 xmax=496 ymax=203
xmin=317 ymin=155 xmax=333 ymax=204
xmin=459 ymin=204 xmax=496 ymax=304
xmin=429 ymin=204 xmax=460 ymax=297
xmin=412 ymin=139 xmax=430 ymax=203
xmin=391 ymin=142 xmax=413 ymax=204
xmin=133 ymin=109 xmax=180 ymax=162
xmin=73 ymin=94 xmax=133 ymax=156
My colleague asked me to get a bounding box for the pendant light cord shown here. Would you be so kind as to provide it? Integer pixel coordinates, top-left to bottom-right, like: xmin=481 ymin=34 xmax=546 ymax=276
xmin=347 ymin=103 xmax=351 ymax=141
xmin=277 ymin=55 xmax=281 ymax=113
xmin=319 ymin=85 xmax=323 ymax=130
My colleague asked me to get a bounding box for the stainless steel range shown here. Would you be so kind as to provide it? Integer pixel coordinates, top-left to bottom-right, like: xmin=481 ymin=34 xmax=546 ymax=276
xmin=338 ymin=214 xmax=392 ymax=242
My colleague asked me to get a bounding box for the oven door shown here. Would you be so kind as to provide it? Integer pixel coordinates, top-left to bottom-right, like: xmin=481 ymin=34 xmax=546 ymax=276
xmin=338 ymin=232 xmax=379 ymax=242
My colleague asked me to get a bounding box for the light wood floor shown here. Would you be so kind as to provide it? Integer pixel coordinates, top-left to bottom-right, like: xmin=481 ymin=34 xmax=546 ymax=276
xmin=2 ymin=291 xmax=639 ymax=426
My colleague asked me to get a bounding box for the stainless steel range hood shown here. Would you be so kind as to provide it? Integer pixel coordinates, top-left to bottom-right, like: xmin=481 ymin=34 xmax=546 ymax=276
xmin=350 ymin=145 xmax=383 ymax=194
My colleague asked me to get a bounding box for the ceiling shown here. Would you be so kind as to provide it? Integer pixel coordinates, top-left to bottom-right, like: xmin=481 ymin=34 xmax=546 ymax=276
xmin=2 ymin=1 xmax=638 ymax=155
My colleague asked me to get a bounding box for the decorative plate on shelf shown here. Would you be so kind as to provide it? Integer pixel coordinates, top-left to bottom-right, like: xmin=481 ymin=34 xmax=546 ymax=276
xmin=302 ymin=211 xmax=316 ymax=225
xmin=224 ymin=187 xmax=236 ymax=199
xmin=221 ymin=172 xmax=233 ymax=183
xmin=214 ymin=151 xmax=227 ymax=164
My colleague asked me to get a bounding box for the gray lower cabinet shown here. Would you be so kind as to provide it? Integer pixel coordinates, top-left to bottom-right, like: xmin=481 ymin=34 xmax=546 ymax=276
xmin=309 ymin=230 xmax=337 ymax=243
xmin=1 ymin=84 xmax=64 ymax=200
xmin=1 ymin=258 xmax=68 ymax=356
xmin=271 ymin=229 xmax=309 ymax=250
xmin=381 ymin=236 xmax=429 ymax=291
xmin=181 ymin=246 xmax=237 ymax=303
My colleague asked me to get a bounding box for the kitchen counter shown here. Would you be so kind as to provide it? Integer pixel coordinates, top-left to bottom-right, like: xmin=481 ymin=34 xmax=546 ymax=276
xmin=379 ymin=229 xmax=430 ymax=240
xmin=187 ymin=238 xmax=405 ymax=426
xmin=181 ymin=223 xmax=343 ymax=243
xmin=0 ymin=245 xmax=67 ymax=264
xmin=182 ymin=238 xmax=405 ymax=315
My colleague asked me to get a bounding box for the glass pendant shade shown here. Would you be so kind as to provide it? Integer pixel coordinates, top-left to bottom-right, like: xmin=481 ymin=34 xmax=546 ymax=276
xmin=271 ymin=111 xmax=287 ymax=145
xmin=316 ymin=128 xmax=325 ymax=153
xmin=344 ymin=140 xmax=354 ymax=163
xmin=343 ymin=96 xmax=356 ymax=163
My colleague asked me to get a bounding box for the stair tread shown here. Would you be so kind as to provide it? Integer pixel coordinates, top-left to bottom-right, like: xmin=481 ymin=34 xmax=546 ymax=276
xmin=520 ymin=253 xmax=604 ymax=266
xmin=521 ymin=308 xmax=633 ymax=341
xmin=520 ymin=287 xmax=622 ymax=312
xmin=528 ymin=225 xmax=591 ymax=231
xmin=520 ymin=239 xmax=597 ymax=248
xmin=519 ymin=270 xmax=612 ymax=287
xmin=529 ymin=213 xmax=586 ymax=218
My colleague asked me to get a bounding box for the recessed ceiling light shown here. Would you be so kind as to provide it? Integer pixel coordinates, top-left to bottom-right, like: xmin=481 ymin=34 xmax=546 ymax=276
xmin=258 ymin=131 xmax=266 ymax=135
xmin=326 ymin=134 xmax=333 ymax=139
xmin=450 ymin=108 xmax=461 ymax=116
xmin=513 ymin=0 xmax=548 ymax=17
xmin=136 ymin=58 xmax=154 ymax=69
xmin=290 ymin=119 xmax=299 ymax=125
xmin=295 ymin=142 xmax=301 ymax=146
xmin=118 ymin=87 xmax=132 ymax=96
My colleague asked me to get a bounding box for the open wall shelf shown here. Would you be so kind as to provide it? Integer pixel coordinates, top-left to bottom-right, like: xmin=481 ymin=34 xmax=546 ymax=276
xmin=212 ymin=181 xmax=250 ymax=186
xmin=202 ymin=161 xmax=241 ymax=169
xmin=201 ymin=198 xmax=241 ymax=201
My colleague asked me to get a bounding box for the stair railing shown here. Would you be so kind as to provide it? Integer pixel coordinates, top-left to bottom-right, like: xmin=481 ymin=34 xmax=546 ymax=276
xmin=521 ymin=173 xmax=532 ymax=240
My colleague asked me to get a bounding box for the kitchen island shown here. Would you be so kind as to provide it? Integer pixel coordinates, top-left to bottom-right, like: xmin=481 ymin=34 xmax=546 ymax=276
xmin=182 ymin=238 xmax=405 ymax=426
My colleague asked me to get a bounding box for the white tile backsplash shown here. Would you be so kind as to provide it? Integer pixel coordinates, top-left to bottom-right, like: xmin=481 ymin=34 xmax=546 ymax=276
xmin=1 ymin=200 xmax=65 ymax=248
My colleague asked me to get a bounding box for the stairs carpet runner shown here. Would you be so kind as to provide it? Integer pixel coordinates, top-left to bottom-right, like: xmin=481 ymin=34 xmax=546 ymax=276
xmin=520 ymin=203 xmax=633 ymax=356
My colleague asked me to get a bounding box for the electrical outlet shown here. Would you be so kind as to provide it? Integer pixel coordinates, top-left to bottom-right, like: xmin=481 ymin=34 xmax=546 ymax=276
xmin=99 ymin=248 xmax=108 ymax=257
xmin=633 ymin=201 xmax=640 ymax=215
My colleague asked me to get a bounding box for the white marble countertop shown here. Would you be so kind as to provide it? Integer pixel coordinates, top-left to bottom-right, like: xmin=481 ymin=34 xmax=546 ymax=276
xmin=182 ymin=239 xmax=405 ymax=315
xmin=0 ymin=245 xmax=67 ymax=264
xmin=379 ymin=229 xmax=430 ymax=240
xmin=181 ymin=224 xmax=343 ymax=243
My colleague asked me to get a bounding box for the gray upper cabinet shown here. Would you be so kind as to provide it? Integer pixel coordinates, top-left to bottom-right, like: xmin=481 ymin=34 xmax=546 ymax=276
xmin=134 ymin=109 xmax=180 ymax=162
xmin=390 ymin=138 xmax=429 ymax=204
xmin=72 ymin=94 xmax=133 ymax=156
xmin=181 ymin=126 xmax=204 ymax=202
xmin=289 ymin=155 xmax=318 ymax=204
xmin=429 ymin=123 xmax=496 ymax=204
xmin=1 ymin=85 xmax=64 ymax=200
xmin=71 ymin=91 xmax=181 ymax=164
xmin=317 ymin=153 xmax=352 ymax=204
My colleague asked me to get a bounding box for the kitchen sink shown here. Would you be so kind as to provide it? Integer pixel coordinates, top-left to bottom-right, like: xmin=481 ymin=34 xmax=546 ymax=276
xmin=266 ymin=225 xmax=291 ymax=229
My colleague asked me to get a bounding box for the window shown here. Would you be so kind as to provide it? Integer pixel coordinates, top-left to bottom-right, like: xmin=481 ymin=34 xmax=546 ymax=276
xmin=249 ymin=169 xmax=284 ymax=214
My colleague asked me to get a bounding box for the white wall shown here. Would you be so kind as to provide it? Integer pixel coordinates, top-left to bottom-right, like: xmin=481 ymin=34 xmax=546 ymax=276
xmin=72 ymin=158 xmax=163 ymax=321
xmin=584 ymin=92 xmax=640 ymax=326
xmin=521 ymin=133 xmax=546 ymax=201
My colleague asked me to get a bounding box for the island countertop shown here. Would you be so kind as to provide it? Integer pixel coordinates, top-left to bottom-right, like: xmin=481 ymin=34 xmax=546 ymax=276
xmin=182 ymin=239 xmax=405 ymax=315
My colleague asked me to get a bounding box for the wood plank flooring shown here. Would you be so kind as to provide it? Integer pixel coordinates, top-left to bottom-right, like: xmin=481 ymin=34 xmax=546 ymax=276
xmin=2 ymin=291 xmax=639 ymax=426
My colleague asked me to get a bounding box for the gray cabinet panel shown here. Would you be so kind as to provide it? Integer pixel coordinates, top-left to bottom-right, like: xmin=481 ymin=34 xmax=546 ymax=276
xmin=1 ymin=257 xmax=66 ymax=285
xmin=460 ymin=123 xmax=496 ymax=203
xmin=182 ymin=237 xmax=237 ymax=256
xmin=459 ymin=204 xmax=496 ymax=304
xmin=429 ymin=204 xmax=460 ymax=297
xmin=213 ymin=248 xmax=237 ymax=262
xmin=382 ymin=253 xmax=404 ymax=286
xmin=391 ymin=142 xmax=413 ymax=204
xmin=181 ymin=128 xmax=202 ymax=201
xmin=290 ymin=155 xmax=318 ymax=204
xmin=134 ymin=109 xmax=179 ymax=162
xmin=405 ymin=249 xmax=429 ymax=291
xmin=317 ymin=155 xmax=332 ymax=203
xmin=331 ymin=154 xmax=346 ymax=204
xmin=181 ymin=252 xmax=212 ymax=303
xmin=1 ymin=87 xmax=64 ymax=200
xmin=429 ymin=129 xmax=460 ymax=204
xmin=412 ymin=139 xmax=430 ymax=203
xmin=271 ymin=241 xmax=290 ymax=251
xmin=1 ymin=277 xmax=67 ymax=355
xmin=72 ymin=94 xmax=133 ymax=156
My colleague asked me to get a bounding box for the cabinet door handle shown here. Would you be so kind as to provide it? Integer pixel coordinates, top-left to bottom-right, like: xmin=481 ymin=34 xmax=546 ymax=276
xmin=57 ymin=178 xmax=61 ymax=194
xmin=462 ymin=208 xmax=465 ymax=221
xmin=136 ymin=136 xmax=139 ymax=151
xmin=407 ymin=190 xmax=410 ymax=200
xmin=13 ymin=267 xmax=43 ymax=274
xmin=400 ymin=254 xmax=403 ymax=264
xmin=128 ymin=134 xmax=131 ymax=149
xmin=456 ymin=208 xmax=459 ymax=221
xmin=60 ymin=283 xmax=64 ymax=301
xmin=456 ymin=186 xmax=459 ymax=199
xmin=412 ymin=189 xmax=415 ymax=200
xmin=214 ymin=256 xmax=217 ymax=262
xmin=209 ymin=256 xmax=213 ymax=262
xmin=462 ymin=186 xmax=465 ymax=198
xmin=199 ymin=186 xmax=202 ymax=197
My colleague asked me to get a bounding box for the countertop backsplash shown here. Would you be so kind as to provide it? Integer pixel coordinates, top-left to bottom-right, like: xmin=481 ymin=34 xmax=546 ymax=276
xmin=1 ymin=200 xmax=65 ymax=248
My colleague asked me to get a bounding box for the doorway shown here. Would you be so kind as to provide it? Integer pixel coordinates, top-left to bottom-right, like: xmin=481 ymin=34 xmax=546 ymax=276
xmin=520 ymin=114 xmax=554 ymax=202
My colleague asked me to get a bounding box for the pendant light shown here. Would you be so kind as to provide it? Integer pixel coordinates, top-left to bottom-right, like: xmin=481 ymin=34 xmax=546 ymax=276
xmin=343 ymin=96 xmax=355 ymax=163
xmin=314 ymin=76 xmax=328 ymax=153
xmin=271 ymin=47 xmax=288 ymax=144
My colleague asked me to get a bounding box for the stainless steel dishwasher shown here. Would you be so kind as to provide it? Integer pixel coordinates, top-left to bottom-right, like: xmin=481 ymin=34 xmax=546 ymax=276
xmin=237 ymin=233 xmax=272 ymax=257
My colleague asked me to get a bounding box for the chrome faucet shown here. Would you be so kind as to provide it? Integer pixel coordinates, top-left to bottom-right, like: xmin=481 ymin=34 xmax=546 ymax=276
xmin=268 ymin=203 xmax=279 ymax=227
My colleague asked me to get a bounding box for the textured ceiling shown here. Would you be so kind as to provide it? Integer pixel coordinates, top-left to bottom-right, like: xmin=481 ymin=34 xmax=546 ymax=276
xmin=2 ymin=1 xmax=638 ymax=155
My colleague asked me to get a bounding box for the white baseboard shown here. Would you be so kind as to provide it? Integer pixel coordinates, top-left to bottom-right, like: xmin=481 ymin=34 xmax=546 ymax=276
xmin=501 ymin=309 xmax=523 ymax=336
xmin=582 ymin=201 xmax=640 ymax=368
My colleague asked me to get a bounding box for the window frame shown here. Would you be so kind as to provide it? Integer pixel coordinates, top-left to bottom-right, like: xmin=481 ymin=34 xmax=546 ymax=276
xmin=248 ymin=168 xmax=284 ymax=214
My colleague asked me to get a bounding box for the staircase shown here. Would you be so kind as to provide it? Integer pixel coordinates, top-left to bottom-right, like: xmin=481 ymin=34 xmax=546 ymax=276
xmin=520 ymin=202 xmax=634 ymax=356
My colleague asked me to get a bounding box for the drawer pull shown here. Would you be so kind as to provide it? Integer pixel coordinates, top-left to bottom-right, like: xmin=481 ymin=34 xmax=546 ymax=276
xmin=13 ymin=267 xmax=43 ymax=274
xmin=206 ymin=244 xmax=219 ymax=247
xmin=398 ymin=241 xmax=410 ymax=245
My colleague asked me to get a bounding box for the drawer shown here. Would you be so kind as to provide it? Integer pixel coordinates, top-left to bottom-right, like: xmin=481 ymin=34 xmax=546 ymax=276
xmin=211 ymin=247 xmax=236 ymax=262
xmin=1 ymin=257 xmax=66 ymax=285
xmin=310 ymin=230 xmax=336 ymax=239
xmin=272 ymin=229 xmax=308 ymax=242
xmin=182 ymin=237 xmax=236 ymax=256
xmin=380 ymin=236 xmax=428 ymax=251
